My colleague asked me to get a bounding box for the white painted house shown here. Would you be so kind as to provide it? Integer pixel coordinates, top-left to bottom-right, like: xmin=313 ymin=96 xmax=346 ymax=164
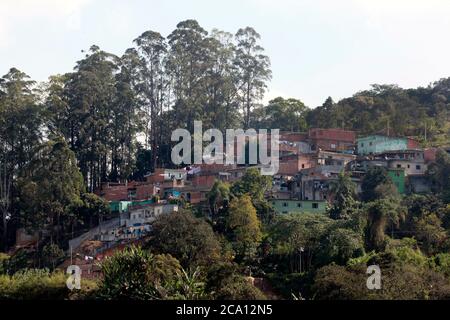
xmin=123 ymin=203 xmax=179 ymax=227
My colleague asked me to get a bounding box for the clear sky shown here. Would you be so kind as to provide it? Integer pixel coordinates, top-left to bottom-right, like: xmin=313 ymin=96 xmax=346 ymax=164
xmin=1 ymin=0 xmax=449 ymax=107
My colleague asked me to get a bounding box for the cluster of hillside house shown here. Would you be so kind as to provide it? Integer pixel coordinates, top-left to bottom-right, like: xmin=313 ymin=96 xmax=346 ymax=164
xmin=270 ymin=129 xmax=441 ymax=214
xmin=61 ymin=128 xmax=447 ymax=255
xmin=95 ymin=128 xmax=444 ymax=219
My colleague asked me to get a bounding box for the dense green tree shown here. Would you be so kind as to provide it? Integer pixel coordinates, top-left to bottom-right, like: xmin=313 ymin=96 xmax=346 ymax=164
xmin=215 ymin=274 xmax=266 ymax=300
xmin=315 ymin=240 xmax=450 ymax=300
xmin=364 ymin=198 xmax=405 ymax=251
xmin=307 ymin=80 xmax=450 ymax=145
xmin=413 ymin=213 xmax=447 ymax=255
xmin=328 ymin=172 xmax=358 ymax=219
xmin=207 ymin=29 xmax=241 ymax=130
xmin=0 ymin=68 xmax=43 ymax=250
xmin=62 ymin=46 xmax=120 ymax=191
xmin=131 ymin=145 xmax=153 ymax=180
xmin=0 ymin=253 xmax=8 ymax=274
xmin=226 ymin=195 xmax=262 ymax=262
xmin=70 ymin=192 xmax=110 ymax=233
xmin=133 ymin=30 xmax=167 ymax=167
xmin=234 ymin=27 xmax=272 ymax=129
xmin=207 ymin=180 xmax=230 ymax=223
xmin=312 ymin=264 xmax=368 ymax=300
xmin=231 ymin=167 xmax=271 ymax=200
xmin=427 ymin=149 xmax=450 ymax=203
xmin=306 ymin=96 xmax=338 ymax=128
xmin=41 ymin=244 xmax=65 ymax=270
xmin=205 ymin=262 xmax=266 ymax=300
xmin=361 ymin=166 xmax=398 ymax=202
xmin=166 ymin=20 xmax=211 ymax=131
xmin=252 ymin=97 xmax=308 ymax=131
xmin=268 ymin=213 xmax=334 ymax=273
xmin=18 ymin=138 xmax=84 ymax=244
xmin=109 ymin=48 xmax=142 ymax=182
xmin=147 ymin=210 xmax=222 ymax=267
xmin=99 ymin=245 xmax=207 ymax=300
xmin=317 ymin=227 xmax=365 ymax=266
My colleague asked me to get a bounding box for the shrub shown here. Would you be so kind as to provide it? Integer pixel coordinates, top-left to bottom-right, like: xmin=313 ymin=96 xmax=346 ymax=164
xmin=215 ymin=275 xmax=266 ymax=300
xmin=148 ymin=211 xmax=222 ymax=268
xmin=206 ymin=262 xmax=266 ymax=300
xmin=0 ymin=269 xmax=97 ymax=300
xmin=42 ymin=244 xmax=66 ymax=270
xmin=0 ymin=253 xmax=9 ymax=274
xmin=98 ymin=245 xmax=208 ymax=300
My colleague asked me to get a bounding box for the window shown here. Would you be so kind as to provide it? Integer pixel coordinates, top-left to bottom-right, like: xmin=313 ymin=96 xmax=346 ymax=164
xmin=282 ymin=211 xmax=288 ymax=214
xmin=128 ymin=189 xmax=137 ymax=199
xmin=361 ymin=143 xmax=364 ymax=147
xmin=272 ymin=202 xmax=275 ymax=205
xmin=416 ymin=165 xmax=421 ymax=170
xmin=297 ymin=203 xmax=302 ymax=208
xmin=407 ymin=164 xmax=410 ymax=169
xmin=369 ymin=142 xmax=373 ymax=146
xmin=283 ymin=202 xmax=288 ymax=207
xmin=301 ymin=164 xmax=305 ymax=169
xmin=312 ymin=203 xmax=319 ymax=209
xmin=397 ymin=164 xmax=402 ymax=168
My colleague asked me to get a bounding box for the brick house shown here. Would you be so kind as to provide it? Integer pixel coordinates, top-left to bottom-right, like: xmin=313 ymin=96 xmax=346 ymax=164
xmin=308 ymin=128 xmax=356 ymax=153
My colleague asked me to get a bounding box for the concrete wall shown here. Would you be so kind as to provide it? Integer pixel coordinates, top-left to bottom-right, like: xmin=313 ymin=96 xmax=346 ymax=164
xmin=388 ymin=160 xmax=427 ymax=176
xmin=68 ymin=218 xmax=120 ymax=252
xmin=270 ymin=199 xmax=327 ymax=214
xmin=357 ymin=136 xmax=408 ymax=155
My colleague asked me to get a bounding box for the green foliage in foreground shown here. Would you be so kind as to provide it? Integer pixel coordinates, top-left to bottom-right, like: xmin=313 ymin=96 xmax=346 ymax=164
xmin=0 ymin=253 xmax=9 ymax=274
xmin=0 ymin=269 xmax=97 ymax=300
xmin=99 ymin=245 xmax=266 ymax=300
xmin=313 ymin=239 xmax=450 ymax=300
xmin=99 ymin=246 xmax=202 ymax=300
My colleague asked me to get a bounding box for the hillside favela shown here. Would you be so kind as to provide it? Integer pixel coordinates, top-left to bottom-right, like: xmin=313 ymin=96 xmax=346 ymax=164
xmin=1 ymin=0 xmax=450 ymax=307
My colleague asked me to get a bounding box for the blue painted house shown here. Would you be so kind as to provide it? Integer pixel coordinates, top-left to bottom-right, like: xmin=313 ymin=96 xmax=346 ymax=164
xmin=357 ymin=135 xmax=419 ymax=155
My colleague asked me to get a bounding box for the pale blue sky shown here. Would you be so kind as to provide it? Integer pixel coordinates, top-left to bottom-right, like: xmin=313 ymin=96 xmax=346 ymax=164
xmin=1 ymin=0 xmax=449 ymax=107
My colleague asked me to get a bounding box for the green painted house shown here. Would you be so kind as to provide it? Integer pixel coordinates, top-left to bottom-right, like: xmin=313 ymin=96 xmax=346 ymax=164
xmin=271 ymin=199 xmax=327 ymax=214
xmin=357 ymin=135 xmax=411 ymax=155
xmin=109 ymin=199 xmax=155 ymax=213
xmin=387 ymin=168 xmax=405 ymax=194
xmin=109 ymin=201 xmax=132 ymax=213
